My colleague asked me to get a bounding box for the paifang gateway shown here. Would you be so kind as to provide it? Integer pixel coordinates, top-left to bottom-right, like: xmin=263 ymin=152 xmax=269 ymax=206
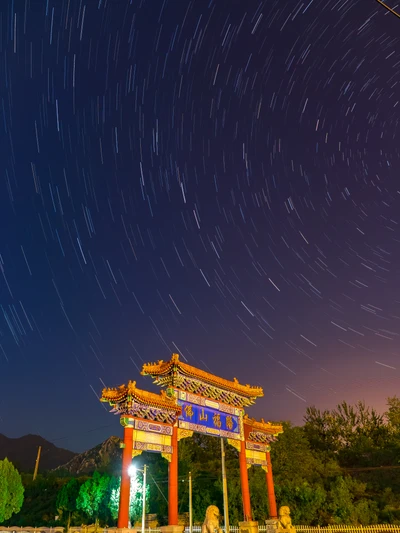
xmin=101 ymin=353 xmax=283 ymax=533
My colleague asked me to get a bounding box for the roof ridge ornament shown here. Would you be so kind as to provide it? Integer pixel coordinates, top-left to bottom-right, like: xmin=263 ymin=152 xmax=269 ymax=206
xmin=141 ymin=353 xmax=264 ymax=405
xmin=101 ymin=381 xmax=182 ymax=413
xmin=243 ymin=414 xmax=283 ymax=434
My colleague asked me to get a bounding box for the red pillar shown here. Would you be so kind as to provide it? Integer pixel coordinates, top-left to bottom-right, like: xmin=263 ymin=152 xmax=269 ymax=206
xmin=239 ymin=440 xmax=252 ymax=521
xmin=266 ymin=451 xmax=277 ymax=519
xmin=168 ymin=425 xmax=179 ymax=525
xmin=118 ymin=424 xmax=134 ymax=528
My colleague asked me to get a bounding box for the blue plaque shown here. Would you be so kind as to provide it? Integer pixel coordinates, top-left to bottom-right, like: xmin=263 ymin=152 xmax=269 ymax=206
xmin=178 ymin=400 xmax=240 ymax=437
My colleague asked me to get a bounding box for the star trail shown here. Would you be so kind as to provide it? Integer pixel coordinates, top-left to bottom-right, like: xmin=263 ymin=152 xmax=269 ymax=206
xmin=1 ymin=0 xmax=400 ymax=451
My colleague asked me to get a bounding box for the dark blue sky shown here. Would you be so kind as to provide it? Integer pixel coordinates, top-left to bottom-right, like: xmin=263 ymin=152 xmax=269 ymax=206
xmin=1 ymin=0 xmax=400 ymax=453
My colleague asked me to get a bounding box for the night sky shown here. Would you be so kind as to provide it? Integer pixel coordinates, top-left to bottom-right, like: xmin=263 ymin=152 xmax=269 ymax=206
xmin=1 ymin=0 xmax=400 ymax=453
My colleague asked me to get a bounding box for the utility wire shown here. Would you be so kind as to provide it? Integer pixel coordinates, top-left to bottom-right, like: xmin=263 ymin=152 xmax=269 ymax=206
xmin=149 ymin=472 xmax=168 ymax=503
xmin=49 ymin=423 xmax=116 ymax=444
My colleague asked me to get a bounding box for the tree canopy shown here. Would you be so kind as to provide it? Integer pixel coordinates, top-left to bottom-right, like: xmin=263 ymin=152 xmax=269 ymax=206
xmin=56 ymin=478 xmax=82 ymax=530
xmin=109 ymin=471 xmax=150 ymax=524
xmin=0 ymin=458 xmax=24 ymax=523
xmin=76 ymin=471 xmax=111 ymax=524
xmin=5 ymin=396 xmax=400 ymax=527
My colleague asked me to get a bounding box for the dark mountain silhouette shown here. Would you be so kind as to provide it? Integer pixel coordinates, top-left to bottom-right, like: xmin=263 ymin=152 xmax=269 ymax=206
xmin=55 ymin=435 xmax=121 ymax=474
xmin=0 ymin=433 xmax=77 ymax=472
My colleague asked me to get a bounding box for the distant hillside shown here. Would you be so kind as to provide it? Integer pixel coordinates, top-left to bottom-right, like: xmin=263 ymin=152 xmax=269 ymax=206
xmin=56 ymin=436 xmax=121 ymax=474
xmin=0 ymin=433 xmax=76 ymax=472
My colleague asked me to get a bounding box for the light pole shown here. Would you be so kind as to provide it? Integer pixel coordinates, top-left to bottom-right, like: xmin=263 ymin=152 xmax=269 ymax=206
xmin=128 ymin=464 xmax=147 ymax=533
xmin=189 ymin=471 xmax=193 ymax=533
xmin=221 ymin=438 xmax=230 ymax=533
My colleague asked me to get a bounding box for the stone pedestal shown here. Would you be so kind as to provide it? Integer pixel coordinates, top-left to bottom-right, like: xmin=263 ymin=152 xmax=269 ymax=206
xmin=265 ymin=519 xmax=279 ymax=533
xmin=239 ymin=520 xmax=259 ymax=533
xmin=160 ymin=526 xmax=184 ymax=533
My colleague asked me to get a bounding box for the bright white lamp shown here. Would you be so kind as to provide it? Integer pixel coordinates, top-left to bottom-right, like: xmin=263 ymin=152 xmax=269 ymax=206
xmin=128 ymin=464 xmax=136 ymax=477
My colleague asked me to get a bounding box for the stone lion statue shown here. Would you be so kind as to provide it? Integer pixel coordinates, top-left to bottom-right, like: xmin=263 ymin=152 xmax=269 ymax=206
xmin=278 ymin=506 xmax=296 ymax=533
xmin=202 ymin=505 xmax=223 ymax=533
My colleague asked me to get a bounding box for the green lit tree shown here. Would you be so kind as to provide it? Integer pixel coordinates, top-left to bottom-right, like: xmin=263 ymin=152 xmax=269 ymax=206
xmin=56 ymin=478 xmax=81 ymax=530
xmin=76 ymin=471 xmax=111 ymax=525
xmin=0 ymin=458 xmax=24 ymax=523
xmin=108 ymin=476 xmax=120 ymax=523
xmin=109 ymin=471 xmax=150 ymax=525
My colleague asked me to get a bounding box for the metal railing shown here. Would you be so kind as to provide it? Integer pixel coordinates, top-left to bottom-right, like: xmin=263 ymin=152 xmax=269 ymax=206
xmin=294 ymin=528 xmax=400 ymax=533
xmin=2 ymin=526 xmax=400 ymax=533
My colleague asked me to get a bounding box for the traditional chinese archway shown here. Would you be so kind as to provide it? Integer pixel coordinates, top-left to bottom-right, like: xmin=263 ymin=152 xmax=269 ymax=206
xmin=101 ymin=354 xmax=283 ymax=533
